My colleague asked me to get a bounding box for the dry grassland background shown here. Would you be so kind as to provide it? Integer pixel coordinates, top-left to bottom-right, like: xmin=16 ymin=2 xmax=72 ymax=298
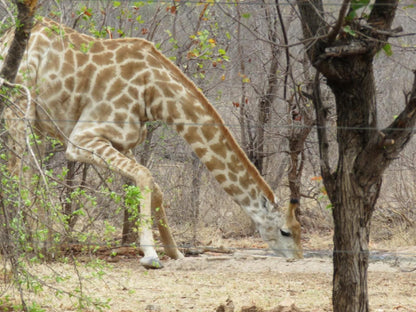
xmin=0 ymin=231 xmax=415 ymax=312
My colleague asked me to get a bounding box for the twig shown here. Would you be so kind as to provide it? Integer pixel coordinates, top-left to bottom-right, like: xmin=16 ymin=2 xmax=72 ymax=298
xmin=311 ymin=72 xmax=335 ymax=196
xmin=0 ymin=0 xmax=15 ymax=23
xmin=327 ymin=0 xmax=350 ymax=43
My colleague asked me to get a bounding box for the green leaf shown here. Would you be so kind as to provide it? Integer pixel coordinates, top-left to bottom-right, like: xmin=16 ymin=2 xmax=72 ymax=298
xmin=342 ymin=25 xmax=357 ymax=37
xmin=113 ymin=1 xmax=121 ymax=8
xmin=218 ymin=48 xmax=226 ymax=55
xmin=346 ymin=0 xmax=370 ymax=20
xmin=351 ymin=0 xmax=370 ymax=11
xmin=382 ymin=43 xmax=393 ymax=56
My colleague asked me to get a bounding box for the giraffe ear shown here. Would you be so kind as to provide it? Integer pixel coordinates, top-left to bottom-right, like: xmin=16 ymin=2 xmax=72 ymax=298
xmin=261 ymin=195 xmax=272 ymax=212
xmin=270 ymin=202 xmax=279 ymax=214
xmin=262 ymin=195 xmax=279 ymax=213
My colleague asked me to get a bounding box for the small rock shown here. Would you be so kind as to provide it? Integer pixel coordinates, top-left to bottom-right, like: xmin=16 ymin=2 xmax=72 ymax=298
xmin=241 ymin=306 xmax=264 ymax=312
xmin=216 ymin=298 xmax=234 ymax=312
xmin=145 ymin=304 xmax=161 ymax=311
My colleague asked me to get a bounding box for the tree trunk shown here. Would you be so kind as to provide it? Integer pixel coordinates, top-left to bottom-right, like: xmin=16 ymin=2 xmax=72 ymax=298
xmin=311 ymin=64 xmax=416 ymax=312
xmin=325 ymin=65 xmax=379 ymax=312
xmin=325 ymin=59 xmax=404 ymax=310
xmin=295 ymin=2 xmax=408 ymax=310
xmin=332 ymin=160 xmax=380 ymax=311
xmin=0 ymin=0 xmax=38 ymax=84
xmin=332 ymin=185 xmax=378 ymax=312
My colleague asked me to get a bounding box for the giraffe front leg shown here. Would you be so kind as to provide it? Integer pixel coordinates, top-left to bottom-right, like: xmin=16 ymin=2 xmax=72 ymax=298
xmin=137 ymin=187 xmax=163 ymax=269
xmin=66 ymin=134 xmax=163 ymax=269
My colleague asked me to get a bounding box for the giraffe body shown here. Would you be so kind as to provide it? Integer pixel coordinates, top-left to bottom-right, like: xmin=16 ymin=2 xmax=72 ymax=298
xmin=1 ymin=18 xmax=302 ymax=268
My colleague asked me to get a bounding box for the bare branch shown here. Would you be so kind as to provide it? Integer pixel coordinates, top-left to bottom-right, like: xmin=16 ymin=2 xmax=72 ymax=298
xmin=295 ymin=0 xmax=328 ymax=65
xmin=0 ymin=0 xmax=15 ymax=24
xmin=0 ymin=0 xmax=38 ymax=84
xmin=381 ymin=71 xmax=416 ymax=151
xmin=327 ymin=0 xmax=350 ymax=43
xmin=355 ymin=70 xmax=416 ymax=185
xmin=311 ymin=72 xmax=335 ymax=197
xmin=361 ymin=24 xmax=404 ymax=36
xmin=368 ymin=0 xmax=399 ymax=30
xmin=295 ymin=0 xmax=327 ymax=39
xmin=322 ymin=41 xmax=368 ymax=58
xmin=275 ymin=0 xmax=289 ymax=100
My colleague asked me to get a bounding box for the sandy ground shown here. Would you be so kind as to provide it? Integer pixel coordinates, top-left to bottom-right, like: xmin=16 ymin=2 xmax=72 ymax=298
xmin=4 ymin=246 xmax=414 ymax=312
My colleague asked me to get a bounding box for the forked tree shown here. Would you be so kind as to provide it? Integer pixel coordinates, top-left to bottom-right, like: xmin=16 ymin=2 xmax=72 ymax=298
xmin=295 ymin=1 xmax=416 ymax=311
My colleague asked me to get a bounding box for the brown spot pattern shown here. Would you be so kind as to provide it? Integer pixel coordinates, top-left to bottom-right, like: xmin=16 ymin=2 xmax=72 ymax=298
xmin=223 ymin=184 xmax=244 ymax=197
xmin=204 ymin=156 xmax=226 ymax=171
xmin=183 ymin=126 xmax=203 ymax=144
xmin=113 ymin=94 xmax=131 ymax=110
xmin=210 ymin=142 xmax=227 ymax=159
xmin=228 ymin=172 xmax=237 ymax=182
xmin=92 ymin=51 xmax=114 ymax=66
xmin=114 ymin=112 xmax=128 ymax=127
xmin=194 ymin=147 xmax=208 ymax=158
xmin=107 ymin=79 xmax=126 ymax=100
xmin=201 ymin=124 xmax=215 ymax=142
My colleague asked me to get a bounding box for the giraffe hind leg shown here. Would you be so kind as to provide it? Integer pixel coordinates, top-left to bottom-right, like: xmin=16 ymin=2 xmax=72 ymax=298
xmin=152 ymin=183 xmax=184 ymax=260
xmin=125 ymin=151 xmax=183 ymax=260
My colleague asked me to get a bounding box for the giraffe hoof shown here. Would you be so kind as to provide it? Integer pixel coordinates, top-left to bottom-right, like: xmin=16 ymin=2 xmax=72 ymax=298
xmin=140 ymin=256 xmax=164 ymax=269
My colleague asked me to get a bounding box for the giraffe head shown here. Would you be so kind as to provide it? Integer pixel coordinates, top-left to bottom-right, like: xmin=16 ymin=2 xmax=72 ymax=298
xmin=256 ymin=198 xmax=302 ymax=259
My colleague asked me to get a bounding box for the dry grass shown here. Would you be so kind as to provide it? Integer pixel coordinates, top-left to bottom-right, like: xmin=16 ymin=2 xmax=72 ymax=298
xmin=0 ymin=245 xmax=414 ymax=312
xmin=0 ymin=229 xmax=415 ymax=312
xmin=374 ymin=225 xmax=416 ymax=249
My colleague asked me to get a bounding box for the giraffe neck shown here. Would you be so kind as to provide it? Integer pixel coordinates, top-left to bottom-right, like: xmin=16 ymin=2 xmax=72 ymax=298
xmin=143 ymin=46 xmax=276 ymax=221
xmin=173 ymin=111 xmax=273 ymax=224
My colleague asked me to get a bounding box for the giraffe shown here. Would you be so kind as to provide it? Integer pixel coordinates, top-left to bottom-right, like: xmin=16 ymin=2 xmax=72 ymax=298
xmin=0 ymin=17 xmax=303 ymax=268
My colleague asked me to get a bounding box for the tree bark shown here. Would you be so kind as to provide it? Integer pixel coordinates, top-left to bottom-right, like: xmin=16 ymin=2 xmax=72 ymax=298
xmin=0 ymin=0 xmax=37 ymax=84
xmin=328 ymin=68 xmax=380 ymax=312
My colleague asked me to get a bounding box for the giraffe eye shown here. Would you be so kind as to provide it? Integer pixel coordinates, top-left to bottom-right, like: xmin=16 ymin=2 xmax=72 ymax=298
xmin=280 ymin=229 xmax=292 ymax=237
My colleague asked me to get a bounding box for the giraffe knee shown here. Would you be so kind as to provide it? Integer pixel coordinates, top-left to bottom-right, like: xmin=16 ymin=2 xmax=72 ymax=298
xmin=151 ymin=183 xmax=163 ymax=203
xmin=133 ymin=168 xmax=155 ymax=191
